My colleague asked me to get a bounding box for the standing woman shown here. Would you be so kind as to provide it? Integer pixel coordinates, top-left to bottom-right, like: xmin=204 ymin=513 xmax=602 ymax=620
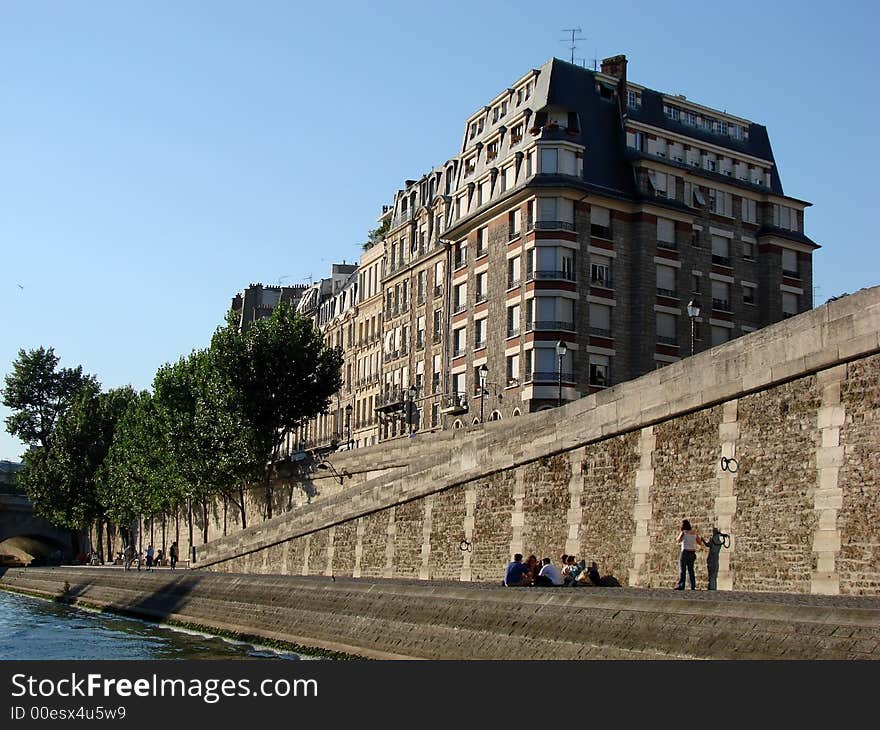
xmin=675 ymin=519 xmax=700 ymax=590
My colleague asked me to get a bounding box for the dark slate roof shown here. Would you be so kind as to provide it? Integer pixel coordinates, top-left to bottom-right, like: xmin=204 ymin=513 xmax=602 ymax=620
xmin=545 ymin=59 xmax=636 ymax=198
xmin=544 ymin=58 xmax=785 ymax=197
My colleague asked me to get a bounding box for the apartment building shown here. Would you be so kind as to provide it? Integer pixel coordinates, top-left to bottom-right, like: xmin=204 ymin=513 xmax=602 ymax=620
xmin=230 ymin=283 xmax=308 ymax=330
xmin=297 ymin=53 xmax=818 ymax=445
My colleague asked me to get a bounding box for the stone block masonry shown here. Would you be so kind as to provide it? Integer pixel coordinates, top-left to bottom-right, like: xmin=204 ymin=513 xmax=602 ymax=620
xmin=2 ymin=568 xmax=879 ymax=660
xmin=197 ymin=287 xmax=880 ymax=596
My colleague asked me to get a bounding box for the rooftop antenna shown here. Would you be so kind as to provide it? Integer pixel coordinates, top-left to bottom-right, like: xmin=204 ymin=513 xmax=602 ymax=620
xmin=277 ymin=274 xmax=293 ymax=286
xmin=592 ymin=48 xmax=599 ymax=71
xmin=560 ymin=27 xmax=585 ymax=65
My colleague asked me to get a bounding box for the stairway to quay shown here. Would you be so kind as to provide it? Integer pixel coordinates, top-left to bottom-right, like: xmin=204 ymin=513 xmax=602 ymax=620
xmin=1 ymin=567 xmax=878 ymax=659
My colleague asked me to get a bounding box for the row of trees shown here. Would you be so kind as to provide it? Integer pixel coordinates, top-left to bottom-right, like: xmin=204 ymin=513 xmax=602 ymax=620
xmin=2 ymin=304 xmax=343 ymax=562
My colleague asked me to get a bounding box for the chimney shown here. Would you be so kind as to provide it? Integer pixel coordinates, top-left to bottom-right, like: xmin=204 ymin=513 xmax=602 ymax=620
xmin=600 ymin=54 xmax=627 ymax=79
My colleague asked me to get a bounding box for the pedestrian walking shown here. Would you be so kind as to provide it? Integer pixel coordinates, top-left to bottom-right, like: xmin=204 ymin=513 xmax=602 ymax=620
xmin=674 ymin=519 xmax=700 ymax=590
xmin=123 ymin=543 xmax=134 ymax=572
xmin=169 ymin=541 xmax=179 ymax=571
xmin=146 ymin=544 xmax=154 ymax=572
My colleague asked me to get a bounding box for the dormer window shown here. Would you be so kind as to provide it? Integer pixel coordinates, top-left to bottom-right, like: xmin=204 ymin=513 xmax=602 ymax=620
xmin=464 ymin=157 xmax=476 ymax=177
xmin=486 ymin=140 xmax=499 ymax=161
xmin=510 ymin=123 xmax=523 ymax=145
xmin=627 ymin=89 xmax=641 ymax=109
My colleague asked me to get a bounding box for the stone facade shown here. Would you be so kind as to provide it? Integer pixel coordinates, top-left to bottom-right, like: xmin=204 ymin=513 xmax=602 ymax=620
xmin=197 ymin=287 xmax=880 ymax=595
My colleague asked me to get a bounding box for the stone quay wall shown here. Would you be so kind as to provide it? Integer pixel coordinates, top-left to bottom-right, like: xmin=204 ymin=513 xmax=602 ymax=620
xmin=2 ymin=568 xmax=879 ymax=660
xmin=196 ymin=286 xmax=880 ymax=595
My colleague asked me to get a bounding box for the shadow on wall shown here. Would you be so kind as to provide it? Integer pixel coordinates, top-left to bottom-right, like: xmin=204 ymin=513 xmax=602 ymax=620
xmin=0 ymin=535 xmax=67 ymax=567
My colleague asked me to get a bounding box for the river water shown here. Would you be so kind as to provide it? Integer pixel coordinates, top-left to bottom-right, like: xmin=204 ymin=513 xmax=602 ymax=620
xmin=0 ymin=589 xmax=311 ymax=660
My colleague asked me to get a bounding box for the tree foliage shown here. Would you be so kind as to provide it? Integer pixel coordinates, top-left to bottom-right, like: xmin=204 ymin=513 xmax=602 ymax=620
xmin=2 ymin=347 xmax=98 ymax=448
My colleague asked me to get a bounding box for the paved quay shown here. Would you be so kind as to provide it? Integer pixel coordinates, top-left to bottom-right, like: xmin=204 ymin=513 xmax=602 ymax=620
xmin=2 ymin=567 xmax=878 ymax=660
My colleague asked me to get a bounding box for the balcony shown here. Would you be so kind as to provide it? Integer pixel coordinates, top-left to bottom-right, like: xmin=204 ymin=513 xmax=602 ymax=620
xmin=475 ymin=292 xmax=487 ymax=304
xmin=526 ymin=270 xmax=577 ymax=282
xmin=453 ymin=302 xmax=467 ymax=314
xmin=508 ymin=226 xmax=521 ymax=241
xmin=712 ymin=298 xmax=732 ymax=312
xmin=507 ymin=326 xmax=520 ymax=338
xmin=656 ymin=287 xmax=678 ymax=299
xmin=783 ymin=269 xmax=800 ymax=279
xmin=590 ymin=224 xmax=612 ymax=240
xmin=712 ymin=254 xmax=732 ymax=267
xmin=375 ymin=388 xmax=407 ymax=413
xmin=657 ymin=239 xmax=678 ymax=251
xmin=527 ymin=320 xmax=575 ymax=332
xmin=589 ymin=326 xmax=612 ymax=338
xmin=590 ymin=275 xmax=613 ymax=289
xmin=452 ymin=347 xmax=467 ymax=359
xmin=526 ymin=370 xmax=575 ymax=383
xmin=527 ymin=220 xmax=576 ymax=233
xmin=656 ymin=335 xmax=678 ymax=346
xmin=439 ymin=393 xmax=469 ymax=415
xmin=474 ymin=339 xmax=487 ymax=350
xmin=454 ymin=256 xmax=467 ymax=270
xmin=507 ymin=277 xmax=521 ymax=289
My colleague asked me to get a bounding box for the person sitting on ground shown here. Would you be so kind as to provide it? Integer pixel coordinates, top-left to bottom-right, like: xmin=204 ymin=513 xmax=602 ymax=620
xmin=534 ymin=557 xmax=564 ymax=586
xmin=564 ymin=555 xmax=586 ymax=586
xmin=524 ymin=554 xmax=540 ymax=585
xmin=504 ymin=553 xmax=531 ymax=587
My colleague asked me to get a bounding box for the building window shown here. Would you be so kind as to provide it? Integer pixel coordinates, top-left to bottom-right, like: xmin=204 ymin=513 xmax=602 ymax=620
xmin=656 ymin=265 xmax=677 ymax=298
xmin=475 ymin=271 xmax=488 ymax=303
xmin=507 ymin=304 xmax=520 ymax=338
xmin=742 ymin=240 xmax=755 ymax=261
xmin=656 ymin=312 xmax=678 ymax=345
xmin=711 ymin=280 xmax=731 ymax=312
xmin=626 ymin=130 xmax=643 ymax=151
xmin=475 ymin=227 xmax=488 ymax=258
xmin=453 ymin=328 xmax=467 ymax=358
xmin=474 ymin=318 xmax=487 ymax=350
xmin=454 ymin=241 xmax=467 ymax=269
xmin=453 ymin=282 xmax=467 ymax=313
xmin=589 ymin=355 xmax=609 ymax=387
xmin=589 ymin=303 xmax=611 ymax=338
xmin=487 ymin=140 xmax=499 ymax=161
xmin=657 ymin=218 xmax=676 ymax=249
xmin=590 ymin=255 xmax=612 ymax=288
xmin=506 ymin=354 xmax=520 ymax=385
xmin=711 ymin=235 xmax=731 ymax=267
xmin=742 ymin=198 xmax=757 ymax=224
xmin=540 ymin=147 xmax=558 ymax=174
xmin=692 ymin=273 xmax=701 ymax=293
xmin=626 ymin=89 xmax=641 ymax=109
xmin=781 ymin=249 xmax=799 ymax=278
xmin=590 ymin=206 xmax=611 ymax=239
xmin=507 ymin=256 xmax=521 ymax=288
xmin=782 ymin=292 xmax=799 ymax=318
xmin=508 ymin=208 xmax=521 ymax=239
xmin=742 ymin=285 xmax=756 ymax=306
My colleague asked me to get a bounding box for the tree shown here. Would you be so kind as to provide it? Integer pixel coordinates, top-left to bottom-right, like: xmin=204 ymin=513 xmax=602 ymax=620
xmin=210 ymin=303 xmax=343 ymax=518
xmin=2 ymin=347 xmax=98 ymax=448
xmin=18 ymin=385 xmax=136 ymax=560
xmin=102 ymin=391 xmax=184 ymax=544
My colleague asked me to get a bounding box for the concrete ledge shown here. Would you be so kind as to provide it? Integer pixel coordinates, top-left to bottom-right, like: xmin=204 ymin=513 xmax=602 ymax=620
xmin=3 ymin=568 xmax=880 ymax=660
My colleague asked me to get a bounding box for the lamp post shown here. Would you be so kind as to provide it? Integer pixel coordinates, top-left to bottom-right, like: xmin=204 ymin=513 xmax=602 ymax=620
xmin=407 ymin=384 xmax=417 ymax=435
xmin=556 ymin=340 xmax=567 ymax=408
xmin=344 ymin=403 xmax=352 ymax=449
xmin=478 ymin=364 xmax=488 ymax=423
xmin=687 ymin=300 xmax=701 ymax=357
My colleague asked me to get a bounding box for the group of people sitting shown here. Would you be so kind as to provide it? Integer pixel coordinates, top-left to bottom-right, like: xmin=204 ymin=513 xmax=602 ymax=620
xmin=503 ymin=553 xmax=620 ymax=587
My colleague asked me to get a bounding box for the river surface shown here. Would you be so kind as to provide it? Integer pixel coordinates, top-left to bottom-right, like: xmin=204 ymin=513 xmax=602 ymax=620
xmin=0 ymin=589 xmax=312 ymax=660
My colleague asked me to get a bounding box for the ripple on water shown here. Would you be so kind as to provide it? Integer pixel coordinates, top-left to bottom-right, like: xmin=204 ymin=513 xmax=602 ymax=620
xmin=0 ymin=589 xmax=311 ymax=660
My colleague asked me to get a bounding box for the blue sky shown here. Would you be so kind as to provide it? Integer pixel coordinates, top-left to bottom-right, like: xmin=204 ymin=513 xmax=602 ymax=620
xmin=2 ymin=0 xmax=878 ymax=460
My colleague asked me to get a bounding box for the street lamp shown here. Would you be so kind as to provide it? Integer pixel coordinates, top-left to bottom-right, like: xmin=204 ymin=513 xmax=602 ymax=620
xmin=478 ymin=364 xmax=488 ymax=423
xmin=555 ymin=340 xmax=567 ymax=408
xmin=407 ymin=384 xmax=417 ymax=435
xmin=687 ymin=300 xmax=701 ymax=357
xmin=344 ymin=403 xmax=352 ymax=449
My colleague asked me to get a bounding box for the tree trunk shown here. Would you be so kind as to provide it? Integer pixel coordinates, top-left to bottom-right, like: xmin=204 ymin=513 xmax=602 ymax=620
xmin=107 ymin=523 xmax=114 ymax=564
xmin=223 ymin=497 xmax=228 ymax=536
xmin=239 ymin=484 xmax=247 ymax=530
xmin=187 ymin=498 xmax=194 ymax=564
xmin=202 ymin=501 xmax=208 ymax=544
xmin=96 ymin=520 xmax=104 ymax=563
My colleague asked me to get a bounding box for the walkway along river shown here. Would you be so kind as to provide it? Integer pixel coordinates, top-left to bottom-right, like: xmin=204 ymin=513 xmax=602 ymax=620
xmin=0 ymin=589 xmax=313 ymax=661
